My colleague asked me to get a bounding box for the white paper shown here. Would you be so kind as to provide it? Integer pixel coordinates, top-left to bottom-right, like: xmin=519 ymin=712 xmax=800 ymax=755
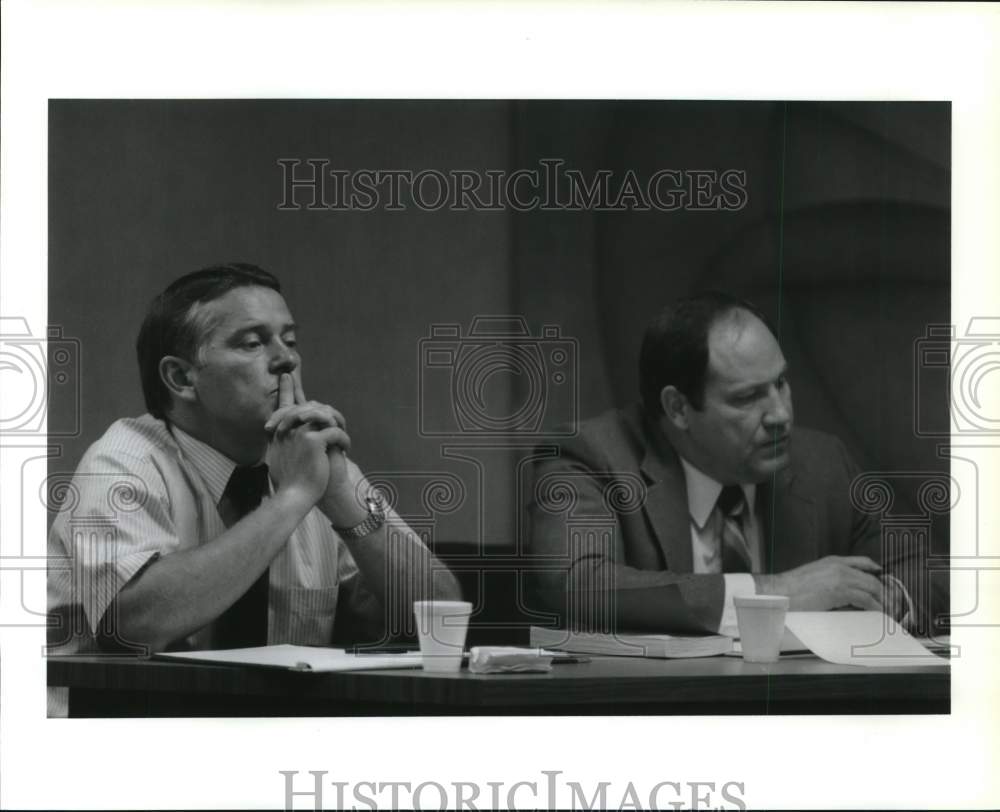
xmin=156 ymin=644 xmax=423 ymax=672
xmin=784 ymin=611 xmax=948 ymax=668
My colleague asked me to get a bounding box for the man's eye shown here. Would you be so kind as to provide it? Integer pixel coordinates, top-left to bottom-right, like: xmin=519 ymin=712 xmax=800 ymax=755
xmin=241 ymin=338 xmax=262 ymax=349
xmin=283 ymin=336 xmax=297 ymax=348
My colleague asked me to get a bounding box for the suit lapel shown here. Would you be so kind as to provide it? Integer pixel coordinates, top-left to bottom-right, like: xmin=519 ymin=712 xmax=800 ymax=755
xmin=759 ymin=464 xmax=818 ymax=572
xmin=634 ymin=410 xmax=821 ymax=575
xmin=639 ymin=425 xmax=694 ymax=573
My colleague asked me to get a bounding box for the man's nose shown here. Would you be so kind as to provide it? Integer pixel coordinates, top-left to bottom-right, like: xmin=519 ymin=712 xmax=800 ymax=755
xmin=762 ymin=388 xmax=792 ymax=428
xmin=270 ymin=343 xmax=299 ymax=373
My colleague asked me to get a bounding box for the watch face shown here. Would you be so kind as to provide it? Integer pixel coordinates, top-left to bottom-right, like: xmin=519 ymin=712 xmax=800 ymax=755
xmin=367 ymin=494 xmax=386 ymax=517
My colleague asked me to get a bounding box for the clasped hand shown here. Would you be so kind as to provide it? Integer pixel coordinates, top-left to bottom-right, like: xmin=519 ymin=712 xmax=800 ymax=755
xmin=757 ymin=554 xmax=902 ymax=618
xmin=263 ymin=373 xmax=366 ymax=525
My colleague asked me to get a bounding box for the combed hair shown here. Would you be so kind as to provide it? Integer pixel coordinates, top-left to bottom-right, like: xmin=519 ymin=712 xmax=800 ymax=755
xmin=136 ymin=263 xmax=281 ymax=418
xmin=638 ymin=291 xmax=777 ymax=414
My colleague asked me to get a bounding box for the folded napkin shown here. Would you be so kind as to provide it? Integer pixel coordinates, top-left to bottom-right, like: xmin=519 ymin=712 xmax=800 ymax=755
xmin=467 ymin=646 xmax=553 ymax=674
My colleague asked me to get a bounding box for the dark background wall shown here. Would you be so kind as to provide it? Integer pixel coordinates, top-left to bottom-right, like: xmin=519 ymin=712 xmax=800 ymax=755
xmin=49 ymin=100 xmax=950 ymax=562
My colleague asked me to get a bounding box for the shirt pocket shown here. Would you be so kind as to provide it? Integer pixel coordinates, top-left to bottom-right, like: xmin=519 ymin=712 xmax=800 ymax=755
xmin=270 ymin=585 xmax=340 ymax=646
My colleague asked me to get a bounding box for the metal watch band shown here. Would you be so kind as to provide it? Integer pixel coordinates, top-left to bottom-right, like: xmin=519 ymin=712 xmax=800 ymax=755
xmin=333 ymin=494 xmax=386 ymax=540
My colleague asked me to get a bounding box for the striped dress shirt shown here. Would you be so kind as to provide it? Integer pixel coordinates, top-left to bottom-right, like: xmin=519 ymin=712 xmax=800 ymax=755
xmin=47 ymin=414 xmax=375 ymax=658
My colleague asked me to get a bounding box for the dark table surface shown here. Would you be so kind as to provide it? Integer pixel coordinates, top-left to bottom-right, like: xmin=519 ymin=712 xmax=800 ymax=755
xmin=49 ymin=653 xmax=950 ymax=717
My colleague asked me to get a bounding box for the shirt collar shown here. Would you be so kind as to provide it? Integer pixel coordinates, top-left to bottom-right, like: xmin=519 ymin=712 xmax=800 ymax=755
xmin=678 ymin=456 xmax=756 ymax=530
xmin=170 ymin=424 xmax=239 ymax=504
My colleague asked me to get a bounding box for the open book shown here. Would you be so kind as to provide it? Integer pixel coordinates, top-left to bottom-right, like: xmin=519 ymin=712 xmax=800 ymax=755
xmin=529 ymin=626 xmax=734 ymax=659
xmin=156 ymin=644 xmax=423 ymax=672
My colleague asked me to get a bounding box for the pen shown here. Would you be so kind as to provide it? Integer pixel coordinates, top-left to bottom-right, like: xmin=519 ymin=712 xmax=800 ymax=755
xmin=551 ymin=655 xmax=591 ymax=664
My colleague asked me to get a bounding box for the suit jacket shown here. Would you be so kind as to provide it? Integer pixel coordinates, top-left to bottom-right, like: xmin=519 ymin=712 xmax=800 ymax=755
xmin=527 ymin=404 xmax=898 ymax=633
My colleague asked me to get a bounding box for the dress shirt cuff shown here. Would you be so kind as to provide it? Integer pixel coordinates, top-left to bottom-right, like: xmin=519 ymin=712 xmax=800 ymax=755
xmin=718 ymin=573 xmax=757 ymax=636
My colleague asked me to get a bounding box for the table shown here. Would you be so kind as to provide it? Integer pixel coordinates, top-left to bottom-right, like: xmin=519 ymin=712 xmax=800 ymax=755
xmin=48 ymin=654 xmax=949 ymax=717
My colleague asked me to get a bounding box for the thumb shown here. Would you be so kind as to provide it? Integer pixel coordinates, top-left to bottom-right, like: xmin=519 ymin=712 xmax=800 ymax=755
xmin=292 ymin=372 xmax=307 ymax=405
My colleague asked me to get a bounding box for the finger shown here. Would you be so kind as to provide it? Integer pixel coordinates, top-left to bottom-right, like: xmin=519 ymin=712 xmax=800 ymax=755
xmin=271 ymin=405 xmax=339 ymax=437
xmin=842 ymin=587 xmax=883 ymax=612
xmin=838 ymin=556 xmax=882 ymax=573
xmin=843 ymin=569 xmax=885 ymax=607
xmin=265 ymin=404 xmax=296 ymax=433
xmin=292 ymin=371 xmax=307 ymax=405
xmin=312 ymin=426 xmax=352 ymax=454
xmin=278 ymin=373 xmax=295 ymax=408
xmin=881 ymin=581 xmax=904 ymax=621
xmin=330 ymin=406 xmax=346 ymax=430
xmin=266 ymin=402 xmax=338 ymax=433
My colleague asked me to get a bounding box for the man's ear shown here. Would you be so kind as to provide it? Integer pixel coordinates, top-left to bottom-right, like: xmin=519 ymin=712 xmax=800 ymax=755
xmin=159 ymin=356 xmax=197 ymax=404
xmin=660 ymin=385 xmax=690 ymax=431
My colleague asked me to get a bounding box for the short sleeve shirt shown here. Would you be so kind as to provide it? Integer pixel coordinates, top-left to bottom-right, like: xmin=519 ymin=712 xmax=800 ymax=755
xmin=47 ymin=415 xmax=369 ymax=654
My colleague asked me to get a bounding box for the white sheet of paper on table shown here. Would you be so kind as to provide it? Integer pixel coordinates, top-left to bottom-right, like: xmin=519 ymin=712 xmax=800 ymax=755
xmin=157 ymin=644 xmax=423 ymax=672
xmin=783 ymin=611 xmax=948 ymax=668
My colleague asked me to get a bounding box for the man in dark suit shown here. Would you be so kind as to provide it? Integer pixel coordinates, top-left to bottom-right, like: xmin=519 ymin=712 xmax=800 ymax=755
xmin=528 ymin=292 xmax=914 ymax=634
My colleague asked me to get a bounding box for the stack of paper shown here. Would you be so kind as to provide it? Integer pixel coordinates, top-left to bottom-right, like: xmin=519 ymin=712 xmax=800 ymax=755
xmin=529 ymin=626 xmax=733 ymax=659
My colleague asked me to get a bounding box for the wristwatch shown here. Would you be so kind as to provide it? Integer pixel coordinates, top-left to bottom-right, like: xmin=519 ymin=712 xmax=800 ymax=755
xmin=333 ymin=493 xmax=387 ymax=540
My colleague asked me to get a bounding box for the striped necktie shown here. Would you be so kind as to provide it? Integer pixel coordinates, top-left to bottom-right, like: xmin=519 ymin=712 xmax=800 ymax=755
xmin=717 ymin=484 xmax=752 ymax=573
xmin=215 ymin=464 xmax=271 ymax=647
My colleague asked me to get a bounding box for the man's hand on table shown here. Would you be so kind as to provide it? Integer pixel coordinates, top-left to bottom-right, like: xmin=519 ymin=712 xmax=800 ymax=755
xmin=753 ymin=555 xmax=887 ymax=613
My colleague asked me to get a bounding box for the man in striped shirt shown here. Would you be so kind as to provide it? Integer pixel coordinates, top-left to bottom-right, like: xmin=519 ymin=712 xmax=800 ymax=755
xmin=48 ymin=263 xmax=460 ymax=667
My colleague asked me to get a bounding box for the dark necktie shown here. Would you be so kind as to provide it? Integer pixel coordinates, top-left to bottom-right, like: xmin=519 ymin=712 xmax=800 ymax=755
xmin=717 ymin=484 xmax=752 ymax=573
xmin=214 ymin=464 xmax=271 ymax=648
